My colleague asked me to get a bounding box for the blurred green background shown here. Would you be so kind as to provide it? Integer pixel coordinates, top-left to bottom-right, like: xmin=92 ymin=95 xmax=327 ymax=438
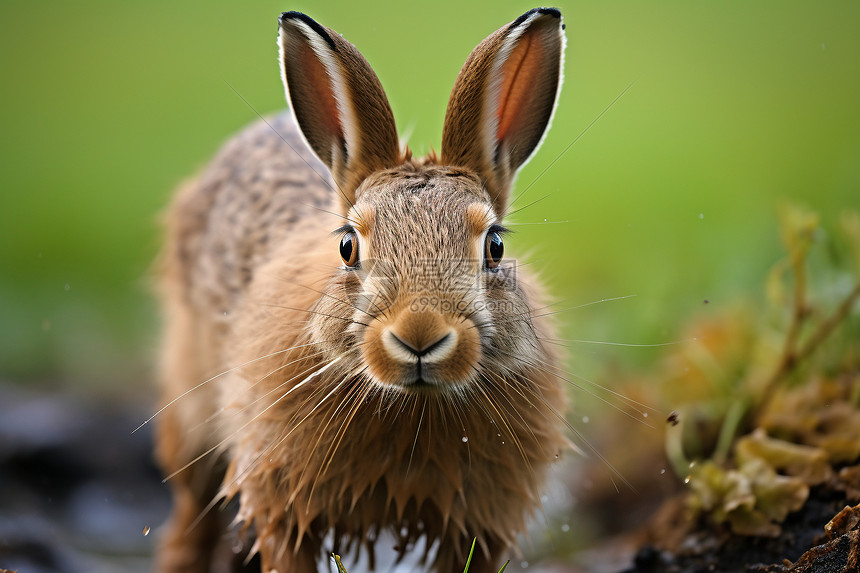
xmin=1 ymin=1 xmax=858 ymax=392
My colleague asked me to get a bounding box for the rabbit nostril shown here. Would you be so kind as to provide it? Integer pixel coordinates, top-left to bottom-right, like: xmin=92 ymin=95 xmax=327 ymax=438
xmin=391 ymin=332 xmax=450 ymax=357
xmin=383 ymin=329 xmax=458 ymax=364
xmin=420 ymin=333 xmax=452 ymax=357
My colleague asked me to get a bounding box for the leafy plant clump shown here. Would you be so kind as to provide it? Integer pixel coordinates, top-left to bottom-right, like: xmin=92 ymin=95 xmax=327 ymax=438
xmin=662 ymin=203 xmax=860 ymax=538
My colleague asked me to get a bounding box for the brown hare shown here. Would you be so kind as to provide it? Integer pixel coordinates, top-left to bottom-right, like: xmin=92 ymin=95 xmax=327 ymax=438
xmin=154 ymin=8 xmax=569 ymax=573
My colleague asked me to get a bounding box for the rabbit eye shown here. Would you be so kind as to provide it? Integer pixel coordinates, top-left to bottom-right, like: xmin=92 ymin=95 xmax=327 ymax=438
xmin=485 ymin=231 xmax=504 ymax=269
xmin=340 ymin=230 xmax=359 ymax=267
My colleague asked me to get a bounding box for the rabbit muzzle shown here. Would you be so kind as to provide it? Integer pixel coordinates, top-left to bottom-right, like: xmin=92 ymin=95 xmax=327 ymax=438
xmin=362 ymin=304 xmax=481 ymax=390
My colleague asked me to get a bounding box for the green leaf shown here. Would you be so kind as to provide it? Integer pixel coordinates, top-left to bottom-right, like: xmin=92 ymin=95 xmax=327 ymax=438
xmin=333 ymin=554 xmax=348 ymax=573
xmin=463 ymin=538 xmax=477 ymax=573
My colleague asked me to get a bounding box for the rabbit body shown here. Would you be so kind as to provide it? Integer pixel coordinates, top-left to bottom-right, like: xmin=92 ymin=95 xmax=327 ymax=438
xmin=155 ymin=9 xmax=569 ymax=573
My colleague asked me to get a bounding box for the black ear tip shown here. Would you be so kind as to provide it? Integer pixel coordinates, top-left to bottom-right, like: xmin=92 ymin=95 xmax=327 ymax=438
xmin=279 ymin=11 xmax=303 ymax=24
xmin=278 ymin=11 xmax=318 ymax=30
xmin=537 ymin=7 xmax=562 ymax=19
xmin=277 ymin=11 xmax=337 ymax=50
xmin=509 ymin=7 xmax=563 ymax=31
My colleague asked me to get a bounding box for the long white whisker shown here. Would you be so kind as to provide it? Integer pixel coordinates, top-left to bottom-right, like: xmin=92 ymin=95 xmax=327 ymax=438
xmin=236 ymin=370 xmax=355 ymax=498
xmin=405 ymin=398 xmax=426 ymax=479
xmin=529 ymin=295 xmax=638 ymax=319
xmin=163 ymin=356 xmax=343 ymax=483
xmin=524 ymin=383 xmax=635 ymax=492
xmin=541 ymin=360 xmax=660 ymax=416
xmin=310 ymin=375 xmax=374 ymax=502
xmin=298 ymin=367 xmax=369 ymax=483
xmin=134 ymin=339 xmax=326 ymax=433
xmin=186 ymin=349 xmax=328 ymax=437
xmin=514 ymin=355 xmax=659 ymax=424
xmin=553 ymin=337 xmax=690 ymax=348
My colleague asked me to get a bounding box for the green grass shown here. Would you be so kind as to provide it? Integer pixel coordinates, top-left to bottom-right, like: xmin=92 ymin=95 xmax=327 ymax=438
xmin=1 ymin=1 xmax=858 ymax=388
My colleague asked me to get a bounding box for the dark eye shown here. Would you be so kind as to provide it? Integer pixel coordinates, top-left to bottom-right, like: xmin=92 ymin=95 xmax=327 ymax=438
xmin=340 ymin=230 xmax=359 ymax=267
xmin=485 ymin=231 xmax=504 ymax=269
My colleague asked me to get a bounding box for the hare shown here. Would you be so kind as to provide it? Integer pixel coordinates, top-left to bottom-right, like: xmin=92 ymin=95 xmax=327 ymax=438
xmin=154 ymin=8 xmax=569 ymax=573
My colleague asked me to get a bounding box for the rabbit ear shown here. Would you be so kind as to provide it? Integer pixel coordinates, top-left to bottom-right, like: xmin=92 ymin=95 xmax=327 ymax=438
xmin=440 ymin=8 xmax=565 ymax=216
xmin=278 ymin=12 xmax=400 ymax=210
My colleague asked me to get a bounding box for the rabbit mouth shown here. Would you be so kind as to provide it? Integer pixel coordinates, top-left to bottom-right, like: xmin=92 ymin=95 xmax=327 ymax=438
xmin=366 ymin=348 xmax=477 ymax=393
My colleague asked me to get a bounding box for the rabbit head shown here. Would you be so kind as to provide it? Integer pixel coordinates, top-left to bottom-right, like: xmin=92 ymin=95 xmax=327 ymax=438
xmin=277 ymin=9 xmax=565 ymax=396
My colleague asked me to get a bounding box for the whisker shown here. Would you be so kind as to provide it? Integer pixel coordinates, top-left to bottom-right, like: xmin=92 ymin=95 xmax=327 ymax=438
xmin=221 ymin=358 xmax=352 ymax=497
xmin=307 ymin=204 xmax=364 ymax=228
xmin=260 ymin=303 xmax=370 ymax=328
xmin=466 ymin=294 xmax=640 ymax=333
xmin=311 ymin=375 xmax=375 ymax=502
xmin=472 ymin=379 xmax=532 ymax=477
xmin=550 ymin=337 xmax=689 ymax=348
xmin=509 ymin=81 xmax=635 ymax=207
xmin=505 ymin=220 xmax=569 ymax=226
xmin=523 ymin=383 xmax=635 ymax=492
xmin=190 ymin=349 xmax=329 ymax=438
xmin=529 ymin=295 xmax=638 ymax=320
xmin=298 ymin=367 xmax=368 ymax=485
xmin=134 ymin=339 xmax=327 ymax=433
xmin=405 ymin=396 xmax=426 ymax=479
xmin=503 ymin=193 xmax=551 ymax=220
xmin=284 ymin=279 xmax=383 ymax=321
xmin=519 ymin=357 xmax=659 ymax=425
xmin=164 ymin=356 xmax=344 ymax=483
xmin=481 ymin=371 xmax=540 ymax=475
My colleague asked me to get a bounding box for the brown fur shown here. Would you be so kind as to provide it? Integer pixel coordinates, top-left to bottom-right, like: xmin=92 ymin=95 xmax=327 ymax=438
xmin=155 ymin=9 xmax=568 ymax=573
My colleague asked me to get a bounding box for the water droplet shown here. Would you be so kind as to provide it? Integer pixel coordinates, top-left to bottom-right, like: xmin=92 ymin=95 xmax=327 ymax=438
xmin=642 ymin=412 xmax=648 ymax=418
xmin=660 ymin=468 xmax=666 ymax=475
xmin=496 ymin=433 xmax=501 ymax=437
xmin=541 ymin=495 xmax=549 ymax=503
xmin=688 ymin=461 xmax=696 ymax=468
xmin=520 ymin=561 xmax=529 ymax=569
xmin=143 ymin=526 xmax=151 ymax=536
xmin=461 ymin=436 xmax=468 ymax=443
xmin=554 ymin=454 xmax=559 ymax=460
xmin=581 ymin=416 xmax=589 ymax=424
xmin=699 ymin=213 xmax=704 ymax=220
xmin=501 ymin=441 xmax=505 ymax=445
xmin=64 ymin=283 xmax=70 ymax=291
xmin=684 ymin=475 xmax=691 ymax=484
xmin=561 ymin=523 xmax=570 ymax=532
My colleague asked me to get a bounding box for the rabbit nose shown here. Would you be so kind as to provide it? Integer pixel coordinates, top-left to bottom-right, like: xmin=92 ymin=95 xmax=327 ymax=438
xmin=385 ymin=331 xmax=456 ymax=362
xmin=381 ymin=311 xmax=458 ymax=364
